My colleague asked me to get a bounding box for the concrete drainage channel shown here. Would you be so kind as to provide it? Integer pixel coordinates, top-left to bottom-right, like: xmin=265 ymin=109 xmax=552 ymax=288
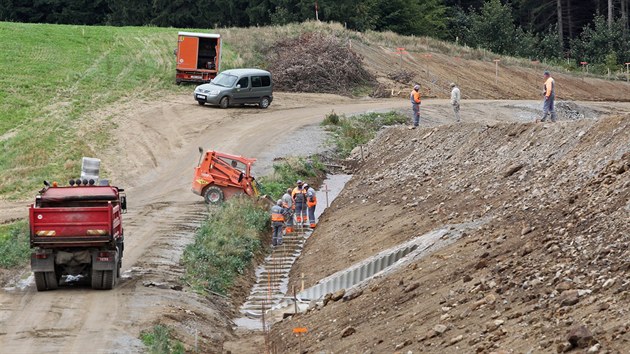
xmin=270 ymin=219 xmax=489 ymax=316
xmin=296 ymin=228 xmax=452 ymax=302
xmin=234 ymin=174 xmax=351 ymax=330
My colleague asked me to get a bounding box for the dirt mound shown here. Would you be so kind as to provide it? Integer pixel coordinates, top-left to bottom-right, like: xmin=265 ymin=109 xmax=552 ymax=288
xmin=272 ymin=115 xmax=630 ymax=352
xmin=266 ymin=33 xmax=375 ymax=94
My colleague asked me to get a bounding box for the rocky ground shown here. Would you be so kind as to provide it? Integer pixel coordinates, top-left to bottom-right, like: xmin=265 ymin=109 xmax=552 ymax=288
xmin=272 ymin=114 xmax=629 ymax=353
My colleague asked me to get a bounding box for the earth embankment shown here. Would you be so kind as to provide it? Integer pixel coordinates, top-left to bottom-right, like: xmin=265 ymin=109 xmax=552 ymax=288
xmin=275 ymin=113 xmax=630 ymax=352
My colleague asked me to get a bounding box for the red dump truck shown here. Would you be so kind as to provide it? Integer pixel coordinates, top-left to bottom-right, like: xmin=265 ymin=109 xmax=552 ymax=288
xmin=29 ymin=180 xmax=127 ymax=291
xmin=175 ymin=31 xmax=222 ymax=84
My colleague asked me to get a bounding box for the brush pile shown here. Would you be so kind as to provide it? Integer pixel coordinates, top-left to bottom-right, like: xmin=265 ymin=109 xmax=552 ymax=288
xmin=266 ymin=33 xmax=374 ymax=95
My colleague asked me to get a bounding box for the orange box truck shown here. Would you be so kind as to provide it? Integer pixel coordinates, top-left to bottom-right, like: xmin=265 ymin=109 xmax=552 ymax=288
xmin=175 ymin=32 xmax=221 ymax=84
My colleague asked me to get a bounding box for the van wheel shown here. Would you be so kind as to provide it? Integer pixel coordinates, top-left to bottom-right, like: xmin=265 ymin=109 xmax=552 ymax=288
xmin=219 ymin=97 xmax=230 ymax=109
xmin=259 ymin=97 xmax=270 ymax=109
xmin=204 ymin=186 xmax=224 ymax=205
xmin=197 ymin=101 xmax=205 ymax=106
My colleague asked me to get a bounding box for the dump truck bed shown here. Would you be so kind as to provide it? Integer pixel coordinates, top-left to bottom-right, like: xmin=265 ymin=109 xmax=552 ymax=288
xmin=30 ymin=203 xmax=121 ymax=247
xmin=30 ymin=185 xmax=123 ymax=248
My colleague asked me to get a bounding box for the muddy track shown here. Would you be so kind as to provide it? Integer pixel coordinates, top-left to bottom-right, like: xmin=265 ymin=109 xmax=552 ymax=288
xmin=1 ymin=95 xmax=628 ymax=352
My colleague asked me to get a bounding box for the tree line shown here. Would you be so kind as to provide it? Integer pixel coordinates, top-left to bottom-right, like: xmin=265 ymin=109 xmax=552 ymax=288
xmin=1 ymin=0 xmax=629 ymax=72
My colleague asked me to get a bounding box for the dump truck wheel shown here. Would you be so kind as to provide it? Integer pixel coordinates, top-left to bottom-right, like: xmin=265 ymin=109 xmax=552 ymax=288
xmin=102 ymin=270 xmax=115 ymax=289
xmin=204 ymin=186 xmax=224 ymax=205
xmin=219 ymin=96 xmax=229 ymax=109
xmin=34 ymin=271 xmax=58 ymax=291
xmin=197 ymin=101 xmax=205 ymax=106
xmin=259 ymin=97 xmax=270 ymax=109
xmin=91 ymin=269 xmax=104 ymax=289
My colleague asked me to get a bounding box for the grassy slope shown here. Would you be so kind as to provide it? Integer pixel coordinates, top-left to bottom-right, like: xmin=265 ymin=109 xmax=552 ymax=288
xmin=0 ymin=23 xmax=181 ymax=198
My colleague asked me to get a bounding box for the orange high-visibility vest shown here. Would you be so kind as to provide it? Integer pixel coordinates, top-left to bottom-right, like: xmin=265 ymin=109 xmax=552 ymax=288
xmin=271 ymin=212 xmax=284 ymax=222
xmin=410 ymin=90 xmax=421 ymax=104
xmin=544 ymin=77 xmax=555 ymax=98
xmin=292 ymin=187 xmax=307 ymax=203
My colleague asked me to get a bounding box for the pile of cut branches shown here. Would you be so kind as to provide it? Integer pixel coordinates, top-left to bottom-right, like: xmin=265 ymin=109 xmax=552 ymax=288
xmin=266 ymin=33 xmax=375 ymax=95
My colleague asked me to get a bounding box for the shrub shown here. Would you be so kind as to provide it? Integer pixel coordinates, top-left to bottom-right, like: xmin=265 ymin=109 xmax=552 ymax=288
xmin=324 ymin=111 xmax=407 ymax=157
xmin=259 ymin=157 xmax=326 ymax=200
xmin=140 ymin=325 xmax=185 ymax=354
xmin=322 ymin=111 xmax=340 ymax=126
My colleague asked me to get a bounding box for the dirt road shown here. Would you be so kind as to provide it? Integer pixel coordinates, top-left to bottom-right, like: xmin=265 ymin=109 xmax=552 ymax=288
xmin=1 ymin=93 xmax=628 ymax=352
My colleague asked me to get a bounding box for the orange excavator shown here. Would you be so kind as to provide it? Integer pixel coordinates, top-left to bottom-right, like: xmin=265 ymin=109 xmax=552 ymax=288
xmin=191 ymin=148 xmax=263 ymax=205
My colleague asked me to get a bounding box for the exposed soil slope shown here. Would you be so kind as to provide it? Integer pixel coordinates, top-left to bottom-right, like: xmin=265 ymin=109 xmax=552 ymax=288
xmin=273 ymin=115 xmax=629 ymax=352
xmin=352 ymin=40 xmax=630 ymax=101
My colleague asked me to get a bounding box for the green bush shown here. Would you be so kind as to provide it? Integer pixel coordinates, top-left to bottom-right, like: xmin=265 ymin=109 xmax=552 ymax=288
xmin=258 ymin=157 xmax=326 ymax=200
xmin=140 ymin=325 xmax=185 ymax=354
xmin=323 ymin=111 xmax=407 ymax=157
xmin=0 ymin=221 xmax=31 ymax=268
xmin=322 ymin=110 xmax=341 ymax=126
xmin=182 ymin=197 xmax=269 ymax=295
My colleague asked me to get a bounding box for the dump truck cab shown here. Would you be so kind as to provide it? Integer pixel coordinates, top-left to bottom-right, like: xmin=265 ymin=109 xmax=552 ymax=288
xmin=192 ymin=149 xmax=260 ymax=205
xmin=175 ymin=32 xmax=222 ymax=84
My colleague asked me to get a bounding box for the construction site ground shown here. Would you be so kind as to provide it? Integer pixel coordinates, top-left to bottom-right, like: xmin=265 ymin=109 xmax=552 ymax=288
xmin=0 ymin=46 xmax=629 ymax=353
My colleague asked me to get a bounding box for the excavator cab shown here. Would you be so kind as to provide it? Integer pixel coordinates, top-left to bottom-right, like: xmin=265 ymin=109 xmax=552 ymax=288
xmin=191 ymin=148 xmax=258 ymax=205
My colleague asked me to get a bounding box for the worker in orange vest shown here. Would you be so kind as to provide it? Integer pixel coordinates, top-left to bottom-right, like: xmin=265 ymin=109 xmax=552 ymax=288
xmin=281 ymin=188 xmax=294 ymax=233
xmin=292 ymin=180 xmax=307 ymax=226
xmin=409 ymin=84 xmax=421 ymax=129
xmin=304 ymin=183 xmax=317 ymax=228
xmin=270 ymin=199 xmax=285 ymax=247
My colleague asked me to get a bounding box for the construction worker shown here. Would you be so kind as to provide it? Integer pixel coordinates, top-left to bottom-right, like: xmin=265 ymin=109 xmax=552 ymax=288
xmin=292 ymin=180 xmax=307 ymax=226
xmin=270 ymin=199 xmax=285 ymax=247
xmin=539 ymin=70 xmax=557 ymax=123
xmin=304 ymin=183 xmax=317 ymax=228
xmin=450 ymin=83 xmax=461 ymax=123
xmin=409 ymin=84 xmax=421 ymax=129
xmin=281 ymin=188 xmax=294 ymax=233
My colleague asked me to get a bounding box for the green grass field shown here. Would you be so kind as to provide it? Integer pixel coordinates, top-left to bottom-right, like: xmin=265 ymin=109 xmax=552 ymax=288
xmin=0 ymin=23 xmax=186 ymax=198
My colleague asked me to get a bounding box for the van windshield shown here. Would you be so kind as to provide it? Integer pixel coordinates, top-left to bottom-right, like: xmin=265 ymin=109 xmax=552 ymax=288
xmin=212 ymin=73 xmax=238 ymax=87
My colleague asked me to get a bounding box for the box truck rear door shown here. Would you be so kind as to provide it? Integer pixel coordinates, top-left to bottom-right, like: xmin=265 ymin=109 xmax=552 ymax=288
xmin=177 ymin=35 xmax=199 ymax=70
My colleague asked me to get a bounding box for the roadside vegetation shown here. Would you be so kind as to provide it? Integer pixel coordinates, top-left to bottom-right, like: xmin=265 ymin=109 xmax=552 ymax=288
xmin=0 ymin=221 xmax=30 ymax=268
xmin=182 ymin=197 xmax=268 ymax=295
xmin=259 ymin=157 xmax=326 ymax=200
xmin=140 ymin=324 xmax=185 ymax=354
xmin=322 ymin=110 xmax=408 ymax=157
